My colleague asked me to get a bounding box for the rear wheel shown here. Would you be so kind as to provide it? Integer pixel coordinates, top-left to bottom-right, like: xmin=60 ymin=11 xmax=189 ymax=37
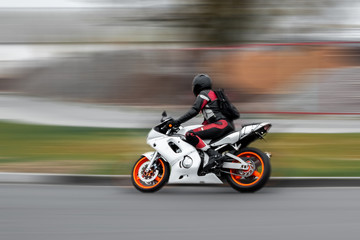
xmin=131 ymin=156 xmax=170 ymax=193
xmin=225 ymin=147 xmax=271 ymax=193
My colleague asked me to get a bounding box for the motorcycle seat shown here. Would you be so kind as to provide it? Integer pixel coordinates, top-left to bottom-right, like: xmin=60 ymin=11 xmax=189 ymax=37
xmin=208 ymin=131 xmax=241 ymax=147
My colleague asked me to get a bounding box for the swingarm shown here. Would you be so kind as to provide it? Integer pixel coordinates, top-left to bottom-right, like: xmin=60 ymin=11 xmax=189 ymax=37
xmin=222 ymin=153 xmax=249 ymax=170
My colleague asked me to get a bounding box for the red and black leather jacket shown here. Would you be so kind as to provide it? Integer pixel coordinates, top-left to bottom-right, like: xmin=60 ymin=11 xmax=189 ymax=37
xmin=177 ymin=89 xmax=227 ymax=125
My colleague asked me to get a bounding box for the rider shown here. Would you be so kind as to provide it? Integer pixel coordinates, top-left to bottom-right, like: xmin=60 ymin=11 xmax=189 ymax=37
xmin=172 ymin=74 xmax=234 ymax=172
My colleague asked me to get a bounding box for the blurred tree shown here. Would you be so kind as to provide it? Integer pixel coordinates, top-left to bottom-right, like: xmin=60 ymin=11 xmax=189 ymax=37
xmin=174 ymin=0 xmax=341 ymax=44
xmin=177 ymin=0 xmax=254 ymax=45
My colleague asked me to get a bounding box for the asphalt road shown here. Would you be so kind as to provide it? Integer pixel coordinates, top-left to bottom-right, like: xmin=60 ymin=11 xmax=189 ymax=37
xmin=1 ymin=184 xmax=360 ymax=240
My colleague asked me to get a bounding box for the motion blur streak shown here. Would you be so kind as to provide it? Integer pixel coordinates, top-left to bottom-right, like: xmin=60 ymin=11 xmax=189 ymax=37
xmin=0 ymin=1 xmax=360 ymax=189
xmin=0 ymin=0 xmax=359 ymax=111
xmin=1 ymin=43 xmax=360 ymax=112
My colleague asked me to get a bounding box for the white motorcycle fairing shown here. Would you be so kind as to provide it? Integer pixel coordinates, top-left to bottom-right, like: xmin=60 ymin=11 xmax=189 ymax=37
xmin=145 ymin=129 xmax=223 ymax=184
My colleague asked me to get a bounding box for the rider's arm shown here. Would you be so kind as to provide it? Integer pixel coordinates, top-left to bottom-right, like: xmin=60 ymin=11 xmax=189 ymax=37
xmin=176 ymin=94 xmax=208 ymax=124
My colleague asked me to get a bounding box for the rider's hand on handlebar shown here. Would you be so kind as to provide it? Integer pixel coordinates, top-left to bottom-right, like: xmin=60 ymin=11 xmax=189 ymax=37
xmin=168 ymin=119 xmax=180 ymax=128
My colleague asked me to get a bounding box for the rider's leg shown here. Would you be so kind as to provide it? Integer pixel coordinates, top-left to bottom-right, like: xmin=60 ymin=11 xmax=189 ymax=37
xmin=186 ymin=120 xmax=234 ymax=171
xmin=185 ymin=131 xmax=225 ymax=172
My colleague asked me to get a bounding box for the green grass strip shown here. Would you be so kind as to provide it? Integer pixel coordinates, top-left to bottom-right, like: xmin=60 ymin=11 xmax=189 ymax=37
xmin=0 ymin=121 xmax=359 ymax=176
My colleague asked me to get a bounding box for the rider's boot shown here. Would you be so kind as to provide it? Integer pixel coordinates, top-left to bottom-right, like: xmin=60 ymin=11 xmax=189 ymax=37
xmin=203 ymin=148 xmax=225 ymax=173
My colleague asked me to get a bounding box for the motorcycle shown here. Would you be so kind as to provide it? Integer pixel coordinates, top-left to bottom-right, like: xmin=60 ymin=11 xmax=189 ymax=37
xmin=131 ymin=111 xmax=272 ymax=193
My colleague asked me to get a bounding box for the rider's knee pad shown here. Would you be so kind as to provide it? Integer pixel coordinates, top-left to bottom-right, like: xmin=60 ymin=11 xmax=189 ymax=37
xmin=185 ymin=131 xmax=199 ymax=146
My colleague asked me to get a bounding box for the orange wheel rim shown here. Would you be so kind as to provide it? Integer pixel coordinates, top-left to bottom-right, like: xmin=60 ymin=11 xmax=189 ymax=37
xmin=133 ymin=157 xmax=165 ymax=189
xmin=230 ymin=152 xmax=264 ymax=186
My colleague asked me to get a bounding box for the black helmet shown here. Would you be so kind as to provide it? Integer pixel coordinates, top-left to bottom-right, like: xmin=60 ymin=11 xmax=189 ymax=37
xmin=192 ymin=74 xmax=212 ymax=96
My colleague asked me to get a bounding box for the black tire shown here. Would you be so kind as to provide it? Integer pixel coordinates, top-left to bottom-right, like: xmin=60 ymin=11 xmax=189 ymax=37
xmin=131 ymin=156 xmax=170 ymax=193
xmin=224 ymin=147 xmax=271 ymax=193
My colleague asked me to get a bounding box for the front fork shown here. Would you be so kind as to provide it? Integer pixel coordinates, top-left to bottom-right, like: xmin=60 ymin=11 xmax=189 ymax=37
xmin=145 ymin=151 xmax=159 ymax=171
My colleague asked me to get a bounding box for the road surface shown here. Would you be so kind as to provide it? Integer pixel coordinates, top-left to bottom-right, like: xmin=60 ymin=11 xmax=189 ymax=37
xmin=1 ymin=184 xmax=359 ymax=240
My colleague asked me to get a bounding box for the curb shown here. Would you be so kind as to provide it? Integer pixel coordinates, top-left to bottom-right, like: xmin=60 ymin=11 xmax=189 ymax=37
xmin=268 ymin=177 xmax=360 ymax=188
xmin=0 ymin=173 xmax=131 ymax=186
xmin=1 ymin=173 xmax=360 ymax=187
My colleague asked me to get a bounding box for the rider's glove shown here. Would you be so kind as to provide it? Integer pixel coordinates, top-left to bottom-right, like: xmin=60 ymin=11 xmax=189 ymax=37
xmin=173 ymin=119 xmax=181 ymax=127
xmin=168 ymin=119 xmax=180 ymax=128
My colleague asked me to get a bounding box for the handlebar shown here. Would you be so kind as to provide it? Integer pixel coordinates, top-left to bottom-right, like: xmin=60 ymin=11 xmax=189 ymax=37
xmin=156 ymin=116 xmax=181 ymax=135
xmin=160 ymin=119 xmax=180 ymax=134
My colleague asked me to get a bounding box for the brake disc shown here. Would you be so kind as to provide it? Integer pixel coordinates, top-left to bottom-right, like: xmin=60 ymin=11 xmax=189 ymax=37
xmin=240 ymin=160 xmax=256 ymax=178
xmin=138 ymin=162 xmax=159 ymax=183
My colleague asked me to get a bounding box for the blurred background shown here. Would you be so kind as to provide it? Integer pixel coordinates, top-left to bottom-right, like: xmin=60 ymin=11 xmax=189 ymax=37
xmin=0 ymin=0 xmax=359 ymax=176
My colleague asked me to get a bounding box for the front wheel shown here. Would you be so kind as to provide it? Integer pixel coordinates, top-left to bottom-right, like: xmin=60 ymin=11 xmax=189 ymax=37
xmin=224 ymin=147 xmax=271 ymax=193
xmin=131 ymin=156 xmax=170 ymax=193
